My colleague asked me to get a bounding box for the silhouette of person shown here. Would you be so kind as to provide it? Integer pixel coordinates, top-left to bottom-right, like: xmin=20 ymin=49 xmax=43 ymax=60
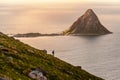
xmin=52 ymin=50 xmax=55 ymax=56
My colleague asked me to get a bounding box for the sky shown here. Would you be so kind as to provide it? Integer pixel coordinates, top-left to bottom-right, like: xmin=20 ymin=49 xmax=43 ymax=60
xmin=0 ymin=0 xmax=120 ymax=34
xmin=0 ymin=0 xmax=120 ymax=4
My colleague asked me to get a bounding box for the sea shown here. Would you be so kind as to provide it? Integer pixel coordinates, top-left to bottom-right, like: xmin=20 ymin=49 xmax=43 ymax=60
xmin=0 ymin=3 xmax=120 ymax=80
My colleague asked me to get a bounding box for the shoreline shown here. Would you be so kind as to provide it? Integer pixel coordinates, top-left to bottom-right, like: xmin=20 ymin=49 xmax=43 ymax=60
xmin=12 ymin=32 xmax=112 ymax=38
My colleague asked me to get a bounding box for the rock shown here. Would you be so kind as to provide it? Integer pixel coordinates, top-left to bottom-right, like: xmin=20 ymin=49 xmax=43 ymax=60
xmin=12 ymin=50 xmax=18 ymax=54
xmin=28 ymin=71 xmax=42 ymax=79
xmin=66 ymin=71 xmax=73 ymax=75
xmin=0 ymin=45 xmax=4 ymax=48
xmin=28 ymin=67 xmax=48 ymax=80
xmin=58 ymin=67 xmax=73 ymax=75
xmin=0 ymin=77 xmax=8 ymax=80
xmin=6 ymin=56 xmax=13 ymax=62
xmin=1 ymin=48 xmax=9 ymax=55
xmin=27 ymin=49 xmax=34 ymax=53
xmin=41 ymin=50 xmax=47 ymax=54
xmin=36 ymin=67 xmax=48 ymax=76
xmin=63 ymin=9 xmax=112 ymax=35
xmin=76 ymin=66 xmax=82 ymax=69
xmin=28 ymin=71 xmax=47 ymax=80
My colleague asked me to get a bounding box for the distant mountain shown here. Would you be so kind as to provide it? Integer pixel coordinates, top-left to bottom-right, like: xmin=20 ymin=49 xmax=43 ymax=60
xmin=63 ymin=9 xmax=112 ymax=35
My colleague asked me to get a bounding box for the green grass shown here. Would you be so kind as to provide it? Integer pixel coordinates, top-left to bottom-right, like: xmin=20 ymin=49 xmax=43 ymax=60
xmin=0 ymin=32 xmax=104 ymax=80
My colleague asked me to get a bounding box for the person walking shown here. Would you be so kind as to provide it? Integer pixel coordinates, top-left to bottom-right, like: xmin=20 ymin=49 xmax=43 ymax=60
xmin=52 ymin=50 xmax=55 ymax=56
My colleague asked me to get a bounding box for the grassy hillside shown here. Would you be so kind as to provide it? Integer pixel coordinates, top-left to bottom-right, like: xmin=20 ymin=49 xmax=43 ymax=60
xmin=0 ymin=32 xmax=103 ymax=80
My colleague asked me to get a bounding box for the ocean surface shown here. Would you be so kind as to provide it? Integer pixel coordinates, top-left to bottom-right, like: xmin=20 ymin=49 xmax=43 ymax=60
xmin=0 ymin=3 xmax=120 ymax=80
xmin=17 ymin=34 xmax=120 ymax=80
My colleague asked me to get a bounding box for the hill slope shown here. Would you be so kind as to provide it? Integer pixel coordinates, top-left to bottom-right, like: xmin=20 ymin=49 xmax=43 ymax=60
xmin=63 ymin=9 xmax=112 ymax=35
xmin=0 ymin=32 xmax=103 ymax=80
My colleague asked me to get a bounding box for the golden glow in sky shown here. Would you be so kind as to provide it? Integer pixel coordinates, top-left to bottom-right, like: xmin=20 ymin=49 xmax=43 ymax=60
xmin=0 ymin=0 xmax=120 ymax=4
xmin=1 ymin=0 xmax=85 ymax=4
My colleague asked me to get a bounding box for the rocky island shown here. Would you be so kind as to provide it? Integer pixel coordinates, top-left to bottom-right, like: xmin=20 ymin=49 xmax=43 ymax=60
xmin=13 ymin=33 xmax=61 ymax=37
xmin=63 ymin=9 xmax=112 ymax=35
xmin=13 ymin=9 xmax=112 ymax=38
xmin=0 ymin=32 xmax=103 ymax=80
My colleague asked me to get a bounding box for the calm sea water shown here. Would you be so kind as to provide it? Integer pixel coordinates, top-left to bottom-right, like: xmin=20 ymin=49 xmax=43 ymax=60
xmin=0 ymin=3 xmax=120 ymax=80
xmin=17 ymin=34 xmax=120 ymax=80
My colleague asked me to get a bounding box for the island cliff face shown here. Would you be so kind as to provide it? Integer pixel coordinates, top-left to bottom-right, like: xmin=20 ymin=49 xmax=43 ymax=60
xmin=63 ymin=9 xmax=112 ymax=35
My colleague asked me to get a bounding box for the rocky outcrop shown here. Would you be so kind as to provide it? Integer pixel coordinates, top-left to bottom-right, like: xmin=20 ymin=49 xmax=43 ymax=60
xmin=0 ymin=77 xmax=8 ymax=80
xmin=28 ymin=68 xmax=48 ymax=80
xmin=63 ymin=9 xmax=112 ymax=35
